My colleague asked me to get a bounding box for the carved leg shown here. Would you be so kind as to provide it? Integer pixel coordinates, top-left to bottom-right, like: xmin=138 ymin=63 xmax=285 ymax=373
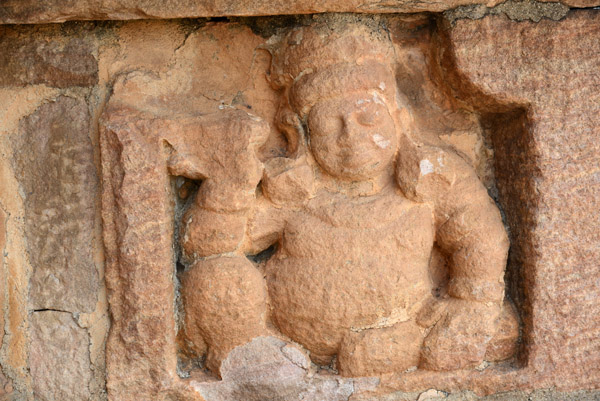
xmin=181 ymin=256 xmax=268 ymax=375
xmin=337 ymin=320 xmax=425 ymax=377
xmin=419 ymin=298 xmax=501 ymax=371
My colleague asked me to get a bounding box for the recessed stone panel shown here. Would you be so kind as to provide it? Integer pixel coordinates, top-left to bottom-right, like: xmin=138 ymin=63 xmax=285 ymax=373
xmin=0 ymin=8 xmax=598 ymax=401
xmin=446 ymin=10 xmax=600 ymax=391
xmin=13 ymin=95 xmax=99 ymax=313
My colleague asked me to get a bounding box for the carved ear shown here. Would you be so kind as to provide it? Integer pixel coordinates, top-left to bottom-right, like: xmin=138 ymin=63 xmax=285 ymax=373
xmin=275 ymin=91 xmax=307 ymax=158
xmin=393 ymin=106 xmax=475 ymax=203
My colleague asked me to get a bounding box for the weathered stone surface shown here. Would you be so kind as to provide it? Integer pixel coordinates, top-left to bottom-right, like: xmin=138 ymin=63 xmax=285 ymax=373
xmin=99 ymin=15 xmax=524 ymax=400
xmin=182 ymin=256 xmax=269 ymax=374
xmin=0 ymin=25 xmax=98 ymax=88
xmin=177 ymin=19 xmax=509 ymax=379
xmin=29 ymin=311 xmax=92 ymax=401
xmin=101 ymin=113 xmax=186 ymax=400
xmin=98 ymin=21 xmax=284 ymax=401
xmin=0 ymin=128 xmax=32 ymax=401
xmin=485 ymin=301 xmax=520 ymax=362
xmin=0 ymin=207 xmax=12 ymax=398
xmin=0 ymin=10 xmax=591 ymax=401
xmin=0 ymin=0 xmax=499 ymax=24
xmin=372 ymin=388 xmax=600 ymax=401
xmin=0 ymin=208 xmax=4 ymax=366
xmin=444 ymin=1 xmax=571 ymax=24
xmin=191 ymin=337 xmax=355 ymax=401
xmin=444 ymin=10 xmax=600 ymax=391
xmin=12 ymin=95 xmax=99 ymax=313
xmin=1 ymin=0 xmax=599 ymax=24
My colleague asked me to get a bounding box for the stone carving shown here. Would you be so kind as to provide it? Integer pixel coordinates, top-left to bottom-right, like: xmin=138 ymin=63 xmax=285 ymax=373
xmin=172 ymin=21 xmax=518 ymax=378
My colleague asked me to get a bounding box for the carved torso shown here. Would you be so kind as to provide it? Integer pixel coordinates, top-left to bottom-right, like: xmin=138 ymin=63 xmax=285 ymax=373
xmin=266 ymin=187 xmax=435 ymax=359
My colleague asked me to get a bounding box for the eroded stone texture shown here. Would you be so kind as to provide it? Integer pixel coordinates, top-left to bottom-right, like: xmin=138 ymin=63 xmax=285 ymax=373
xmin=177 ymin=19 xmax=513 ymax=379
xmin=30 ymin=311 xmax=92 ymax=401
xmin=1 ymin=0 xmax=599 ymax=24
xmin=99 ymin=21 xmax=284 ymax=401
xmin=12 ymin=95 xmax=99 ymax=313
xmin=99 ymin=15 xmax=525 ymax=401
xmin=0 ymin=0 xmax=502 ymax=24
xmin=101 ymin=113 xmax=200 ymax=400
xmin=0 ymin=25 xmax=98 ymax=88
xmin=0 ymin=207 xmax=12 ymax=398
xmin=191 ymin=337 xmax=355 ymax=401
xmin=0 ymin=10 xmax=596 ymax=401
xmin=444 ymin=10 xmax=600 ymax=391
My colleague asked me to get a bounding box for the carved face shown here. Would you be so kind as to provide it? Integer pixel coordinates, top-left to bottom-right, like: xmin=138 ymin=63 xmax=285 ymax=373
xmin=307 ymin=90 xmax=397 ymax=181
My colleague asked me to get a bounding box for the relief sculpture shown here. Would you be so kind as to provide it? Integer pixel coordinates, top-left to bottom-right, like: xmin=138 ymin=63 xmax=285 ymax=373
xmin=89 ymin=14 xmax=593 ymax=401
xmin=168 ymin=20 xmax=519 ymax=379
xmin=169 ymin=21 xmax=520 ymax=376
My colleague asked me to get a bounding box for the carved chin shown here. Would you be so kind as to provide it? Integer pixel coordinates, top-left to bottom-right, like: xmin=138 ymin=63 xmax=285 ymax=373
xmin=316 ymin=154 xmax=388 ymax=181
xmin=339 ymin=163 xmax=383 ymax=180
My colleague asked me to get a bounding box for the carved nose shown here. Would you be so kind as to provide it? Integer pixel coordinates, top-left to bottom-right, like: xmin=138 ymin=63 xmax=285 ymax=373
xmin=340 ymin=114 xmax=363 ymax=144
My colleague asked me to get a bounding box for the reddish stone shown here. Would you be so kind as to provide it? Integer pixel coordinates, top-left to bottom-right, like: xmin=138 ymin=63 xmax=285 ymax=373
xmin=445 ymin=10 xmax=600 ymax=391
xmin=1 ymin=0 xmax=599 ymax=24
xmin=0 ymin=209 xmax=11 ymax=399
xmin=99 ymin=11 xmax=600 ymax=400
xmin=0 ymin=0 xmax=503 ymax=24
xmin=0 ymin=25 xmax=97 ymax=88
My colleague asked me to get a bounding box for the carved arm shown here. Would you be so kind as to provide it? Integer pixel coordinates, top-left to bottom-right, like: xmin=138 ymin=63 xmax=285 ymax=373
xmin=397 ymin=143 xmax=509 ymax=370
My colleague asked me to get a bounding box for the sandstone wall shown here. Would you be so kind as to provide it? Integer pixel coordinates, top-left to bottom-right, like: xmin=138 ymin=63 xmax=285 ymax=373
xmin=0 ymin=3 xmax=599 ymax=401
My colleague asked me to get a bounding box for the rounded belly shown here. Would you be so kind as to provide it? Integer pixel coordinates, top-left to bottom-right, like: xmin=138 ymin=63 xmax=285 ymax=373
xmin=266 ymin=239 xmax=432 ymax=359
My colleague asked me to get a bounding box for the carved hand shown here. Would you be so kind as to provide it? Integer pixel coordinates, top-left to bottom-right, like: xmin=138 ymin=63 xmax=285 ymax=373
xmin=419 ymin=297 xmax=501 ymax=371
xmin=166 ymin=110 xmax=270 ymax=260
xmin=167 ymin=109 xmax=270 ymax=212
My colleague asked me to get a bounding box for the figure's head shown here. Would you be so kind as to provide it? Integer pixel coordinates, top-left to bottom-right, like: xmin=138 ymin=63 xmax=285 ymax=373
xmin=270 ymin=19 xmax=400 ymax=181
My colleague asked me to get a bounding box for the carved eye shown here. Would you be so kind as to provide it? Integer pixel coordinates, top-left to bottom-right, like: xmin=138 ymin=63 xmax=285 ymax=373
xmin=310 ymin=115 xmax=343 ymax=137
xmin=355 ymin=105 xmax=385 ymax=127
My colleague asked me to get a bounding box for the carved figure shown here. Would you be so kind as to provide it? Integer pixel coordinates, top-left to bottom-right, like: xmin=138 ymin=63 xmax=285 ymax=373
xmin=173 ymin=21 xmax=515 ymax=378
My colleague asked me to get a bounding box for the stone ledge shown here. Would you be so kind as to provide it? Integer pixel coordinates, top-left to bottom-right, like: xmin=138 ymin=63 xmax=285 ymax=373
xmin=0 ymin=0 xmax=599 ymax=24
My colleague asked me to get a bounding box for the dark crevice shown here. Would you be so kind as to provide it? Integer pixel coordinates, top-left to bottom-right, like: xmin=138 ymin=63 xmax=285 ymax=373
xmin=483 ymin=109 xmax=538 ymax=366
xmin=246 ymin=243 xmax=278 ymax=265
xmin=176 ymin=260 xmax=186 ymax=274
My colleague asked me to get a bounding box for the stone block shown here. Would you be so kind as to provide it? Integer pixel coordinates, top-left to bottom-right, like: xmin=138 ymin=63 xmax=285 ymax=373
xmin=99 ymin=15 xmax=520 ymax=400
xmin=29 ymin=311 xmax=92 ymax=401
xmin=0 ymin=207 xmax=12 ymax=398
xmin=0 ymin=9 xmax=595 ymax=401
xmin=12 ymin=95 xmax=99 ymax=313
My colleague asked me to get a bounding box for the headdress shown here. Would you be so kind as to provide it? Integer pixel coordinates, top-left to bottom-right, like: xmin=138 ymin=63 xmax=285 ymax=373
xmin=268 ymin=21 xmax=398 ymax=155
